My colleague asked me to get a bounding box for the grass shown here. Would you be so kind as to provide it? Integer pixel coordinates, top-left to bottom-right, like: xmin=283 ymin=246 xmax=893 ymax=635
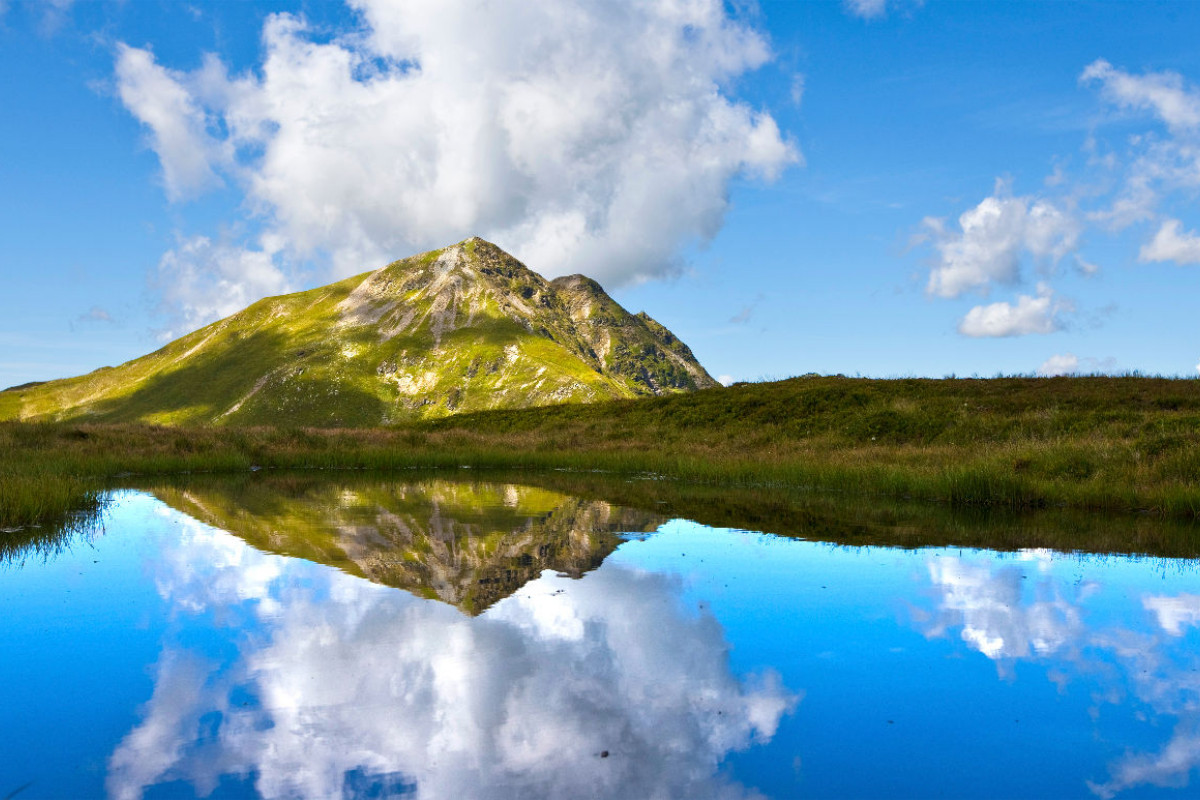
xmin=3 ymin=375 xmax=1200 ymax=534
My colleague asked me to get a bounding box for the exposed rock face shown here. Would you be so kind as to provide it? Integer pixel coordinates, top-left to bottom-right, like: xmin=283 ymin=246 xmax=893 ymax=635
xmin=0 ymin=237 xmax=718 ymax=426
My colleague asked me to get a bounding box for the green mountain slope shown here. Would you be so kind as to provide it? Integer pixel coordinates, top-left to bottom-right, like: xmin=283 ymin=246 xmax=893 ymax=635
xmin=0 ymin=237 xmax=717 ymax=426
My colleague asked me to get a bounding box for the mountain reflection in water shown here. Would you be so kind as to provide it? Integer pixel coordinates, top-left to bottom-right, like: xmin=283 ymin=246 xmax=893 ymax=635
xmin=151 ymin=477 xmax=665 ymax=614
xmin=106 ymin=495 xmax=794 ymax=800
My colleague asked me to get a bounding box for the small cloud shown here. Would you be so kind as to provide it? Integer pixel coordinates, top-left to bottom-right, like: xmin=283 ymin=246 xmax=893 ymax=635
xmin=717 ymin=375 xmax=734 ymax=386
xmin=1081 ymin=59 xmax=1200 ymax=133
xmin=1037 ymin=353 xmax=1079 ymax=377
xmin=1138 ymin=218 xmax=1200 ymax=265
xmin=958 ymin=283 xmax=1066 ymax=338
xmin=1073 ymin=254 xmax=1100 ymax=276
xmin=1039 ymin=353 xmax=1118 ymax=376
xmin=1143 ymin=594 xmax=1200 ymax=636
xmin=843 ymin=0 xmax=923 ymax=21
xmin=844 ymin=0 xmax=889 ymax=20
xmin=729 ymin=293 xmax=764 ymax=325
xmin=1044 ymin=163 xmax=1067 ymax=188
xmin=790 ymin=73 xmax=806 ymax=107
xmin=36 ymin=0 xmax=75 ymax=36
xmin=78 ymin=306 xmax=114 ymax=324
xmin=70 ymin=306 xmax=117 ymax=332
xmin=1195 ymin=360 xmax=1200 ymax=375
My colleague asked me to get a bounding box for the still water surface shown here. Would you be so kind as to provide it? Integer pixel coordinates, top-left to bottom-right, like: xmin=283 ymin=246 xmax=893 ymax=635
xmin=2 ymin=476 xmax=1199 ymax=799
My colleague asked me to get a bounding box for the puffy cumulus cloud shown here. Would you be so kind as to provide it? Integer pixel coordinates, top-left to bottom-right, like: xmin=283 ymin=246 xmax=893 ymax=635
xmin=154 ymin=236 xmax=290 ymax=337
xmin=919 ymin=60 xmax=1200 ymax=343
xmin=1139 ymin=218 xmax=1200 ymax=265
xmin=107 ymin=511 xmax=797 ymax=800
xmin=957 ymin=283 xmax=1065 ymax=338
xmin=1081 ymin=60 xmax=1200 ymax=133
xmin=923 ymin=181 xmax=1080 ymax=299
xmin=1038 ymin=352 xmax=1079 ymax=377
xmin=115 ymin=44 xmax=225 ymax=201
xmin=115 ymin=0 xmax=798 ymax=308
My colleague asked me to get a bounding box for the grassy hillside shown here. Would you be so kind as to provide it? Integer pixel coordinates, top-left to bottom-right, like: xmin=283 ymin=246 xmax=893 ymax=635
xmin=0 ymin=238 xmax=715 ymax=426
xmin=3 ymin=375 xmax=1200 ymax=531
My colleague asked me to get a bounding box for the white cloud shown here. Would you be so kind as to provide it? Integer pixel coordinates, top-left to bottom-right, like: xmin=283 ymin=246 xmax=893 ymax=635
xmin=1038 ymin=353 xmax=1079 ymax=377
xmin=116 ymin=0 xmax=798 ymax=305
xmin=1088 ymin=731 xmax=1200 ymax=800
xmin=77 ymin=306 xmax=114 ymax=324
xmin=917 ymin=60 xmax=1200 ymax=346
xmin=1074 ymin=255 xmax=1100 ymax=275
xmin=1037 ymin=353 xmax=1118 ymax=377
xmin=923 ymin=557 xmax=1082 ymax=661
xmin=114 ymin=44 xmax=224 ymax=201
xmin=790 ymin=72 xmax=806 ymax=106
xmin=1144 ymin=594 xmax=1200 ymax=637
xmin=924 ymin=181 xmax=1080 ymax=298
xmin=958 ymin=283 xmax=1064 ymax=338
xmin=154 ymin=236 xmax=290 ymax=336
xmin=1081 ymin=59 xmax=1200 ymax=133
xmin=1139 ymin=218 xmax=1200 ymax=265
xmin=844 ymin=0 xmax=889 ymax=20
xmin=919 ymin=556 xmax=1200 ymax=800
xmin=108 ymin=511 xmax=797 ymax=800
xmin=717 ymin=374 xmax=734 ymax=386
xmin=1081 ymin=61 xmax=1200 ymax=232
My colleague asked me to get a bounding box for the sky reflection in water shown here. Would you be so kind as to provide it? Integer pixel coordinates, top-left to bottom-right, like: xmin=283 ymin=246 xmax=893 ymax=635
xmin=1 ymin=485 xmax=1199 ymax=799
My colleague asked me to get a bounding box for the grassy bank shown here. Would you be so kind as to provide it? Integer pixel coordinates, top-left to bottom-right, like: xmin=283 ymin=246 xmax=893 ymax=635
xmin=3 ymin=375 xmax=1200 ymax=528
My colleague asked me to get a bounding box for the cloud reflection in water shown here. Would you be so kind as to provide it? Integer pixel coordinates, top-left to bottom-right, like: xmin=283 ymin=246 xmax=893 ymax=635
xmin=922 ymin=551 xmax=1200 ymax=798
xmin=107 ymin=512 xmax=796 ymax=800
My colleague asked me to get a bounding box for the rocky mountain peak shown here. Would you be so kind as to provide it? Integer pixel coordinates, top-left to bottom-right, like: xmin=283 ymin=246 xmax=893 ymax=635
xmin=1 ymin=239 xmax=719 ymax=426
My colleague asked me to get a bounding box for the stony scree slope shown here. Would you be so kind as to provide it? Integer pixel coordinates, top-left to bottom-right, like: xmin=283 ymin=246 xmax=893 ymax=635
xmin=0 ymin=237 xmax=718 ymax=426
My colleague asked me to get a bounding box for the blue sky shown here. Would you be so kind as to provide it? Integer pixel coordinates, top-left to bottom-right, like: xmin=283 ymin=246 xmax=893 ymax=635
xmin=2 ymin=0 xmax=1199 ymax=388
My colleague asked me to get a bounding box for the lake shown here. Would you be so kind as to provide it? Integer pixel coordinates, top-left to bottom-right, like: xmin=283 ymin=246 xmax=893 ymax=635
xmin=2 ymin=473 xmax=1199 ymax=799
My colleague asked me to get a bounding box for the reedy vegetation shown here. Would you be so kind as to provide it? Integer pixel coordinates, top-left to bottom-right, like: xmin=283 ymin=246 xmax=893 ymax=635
xmin=3 ymin=375 xmax=1200 ymax=530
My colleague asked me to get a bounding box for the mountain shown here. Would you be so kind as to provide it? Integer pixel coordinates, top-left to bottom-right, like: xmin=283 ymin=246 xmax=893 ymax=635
xmin=151 ymin=475 xmax=663 ymax=615
xmin=0 ymin=237 xmax=718 ymax=426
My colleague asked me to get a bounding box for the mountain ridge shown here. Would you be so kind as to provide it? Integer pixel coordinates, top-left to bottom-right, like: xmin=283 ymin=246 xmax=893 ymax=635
xmin=0 ymin=237 xmax=718 ymax=426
